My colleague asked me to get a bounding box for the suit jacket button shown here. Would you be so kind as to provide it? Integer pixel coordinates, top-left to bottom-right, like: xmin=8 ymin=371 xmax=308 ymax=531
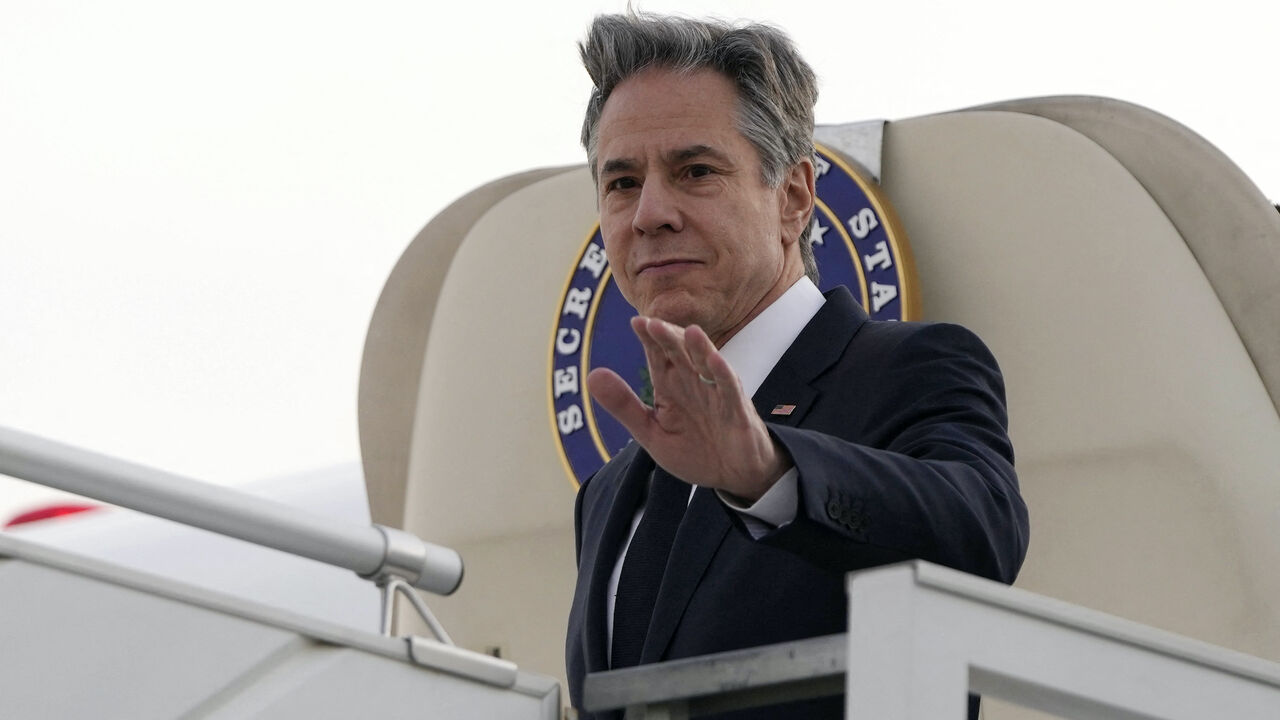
xmin=826 ymin=498 xmax=843 ymax=521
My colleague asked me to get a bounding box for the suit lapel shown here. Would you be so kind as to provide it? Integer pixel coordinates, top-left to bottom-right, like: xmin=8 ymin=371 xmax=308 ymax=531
xmin=754 ymin=286 xmax=867 ymax=428
xmin=640 ymin=473 xmax=731 ymax=664
xmin=752 ymin=376 xmax=818 ymax=428
xmin=584 ymin=445 xmax=653 ymax=674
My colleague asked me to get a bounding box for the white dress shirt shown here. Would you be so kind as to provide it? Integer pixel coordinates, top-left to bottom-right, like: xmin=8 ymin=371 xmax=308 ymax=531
xmin=605 ymin=276 xmax=827 ymax=660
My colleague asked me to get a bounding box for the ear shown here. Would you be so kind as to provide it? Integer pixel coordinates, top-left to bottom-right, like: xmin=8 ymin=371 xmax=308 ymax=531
xmin=778 ymin=158 xmax=816 ymax=247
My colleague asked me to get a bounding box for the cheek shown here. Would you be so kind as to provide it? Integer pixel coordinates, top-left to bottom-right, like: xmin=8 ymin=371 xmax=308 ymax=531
xmin=600 ymin=198 xmax=633 ymax=233
xmin=599 ymin=236 xmax=638 ymax=301
xmin=600 ymin=235 xmax=628 ymax=275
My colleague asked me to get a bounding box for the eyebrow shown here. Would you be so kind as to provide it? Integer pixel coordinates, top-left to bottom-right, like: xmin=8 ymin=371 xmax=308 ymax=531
xmin=667 ymin=144 xmax=729 ymax=166
xmin=599 ymin=158 xmax=637 ymax=177
xmin=598 ymin=144 xmax=733 ymax=177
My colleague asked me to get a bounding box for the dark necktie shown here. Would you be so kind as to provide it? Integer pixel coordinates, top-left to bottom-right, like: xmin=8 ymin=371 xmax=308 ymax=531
xmin=610 ymin=469 xmax=689 ymax=669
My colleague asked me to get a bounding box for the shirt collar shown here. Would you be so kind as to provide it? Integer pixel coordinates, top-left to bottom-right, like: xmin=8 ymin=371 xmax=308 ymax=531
xmin=719 ymin=277 xmax=826 ymax=399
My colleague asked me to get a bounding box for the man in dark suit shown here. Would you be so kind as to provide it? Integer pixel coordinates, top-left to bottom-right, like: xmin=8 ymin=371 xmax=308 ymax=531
xmin=566 ymin=13 xmax=1029 ymax=719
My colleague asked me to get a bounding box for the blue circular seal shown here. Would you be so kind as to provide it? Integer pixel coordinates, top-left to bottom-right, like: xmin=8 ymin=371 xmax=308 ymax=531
xmin=548 ymin=144 xmax=918 ymax=487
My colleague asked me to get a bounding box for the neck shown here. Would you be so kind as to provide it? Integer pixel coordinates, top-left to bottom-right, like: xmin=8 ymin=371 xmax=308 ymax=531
xmin=710 ymin=267 xmax=806 ymax=347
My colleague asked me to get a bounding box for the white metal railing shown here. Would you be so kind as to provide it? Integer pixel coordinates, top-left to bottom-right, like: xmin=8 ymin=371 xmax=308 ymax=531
xmin=585 ymin=561 xmax=1280 ymax=719
xmin=847 ymin=562 xmax=1280 ymax=718
xmin=0 ymin=425 xmax=464 ymax=633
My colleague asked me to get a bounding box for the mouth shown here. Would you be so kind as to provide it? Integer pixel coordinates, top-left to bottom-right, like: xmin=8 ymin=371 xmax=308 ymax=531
xmin=637 ymin=259 xmax=702 ymax=275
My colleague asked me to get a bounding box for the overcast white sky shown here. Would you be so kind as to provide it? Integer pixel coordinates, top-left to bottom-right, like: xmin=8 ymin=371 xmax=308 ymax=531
xmin=2 ymin=0 xmax=1276 ymax=511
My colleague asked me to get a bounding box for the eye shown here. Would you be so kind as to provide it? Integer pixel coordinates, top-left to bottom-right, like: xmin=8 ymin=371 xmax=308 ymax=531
xmin=605 ymin=177 xmax=638 ymax=193
xmin=686 ymin=164 xmax=714 ymax=179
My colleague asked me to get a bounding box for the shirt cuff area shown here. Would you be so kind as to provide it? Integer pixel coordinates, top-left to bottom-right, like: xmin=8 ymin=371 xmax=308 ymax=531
xmin=716 ymin=466 xmax=799 ymax=539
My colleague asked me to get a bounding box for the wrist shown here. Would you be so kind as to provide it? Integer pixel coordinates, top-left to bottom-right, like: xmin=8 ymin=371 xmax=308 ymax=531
xmin=729 ymin=437 xmax=791 ymax=503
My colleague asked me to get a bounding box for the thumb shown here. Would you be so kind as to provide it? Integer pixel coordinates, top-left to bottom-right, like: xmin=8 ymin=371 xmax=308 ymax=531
xmin=587 ymin=367 xmax=652 ymax=443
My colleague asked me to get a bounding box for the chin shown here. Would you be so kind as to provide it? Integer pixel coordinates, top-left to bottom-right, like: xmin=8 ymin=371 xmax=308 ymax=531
xmin=643 ymin=304 xmax=705 ymax=330
xmin=637 ymin=287 xmax=717 ymax=327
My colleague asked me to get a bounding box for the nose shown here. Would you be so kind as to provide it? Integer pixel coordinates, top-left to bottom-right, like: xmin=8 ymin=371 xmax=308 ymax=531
xmin=632 ymin=179 xmax=683 ymax=236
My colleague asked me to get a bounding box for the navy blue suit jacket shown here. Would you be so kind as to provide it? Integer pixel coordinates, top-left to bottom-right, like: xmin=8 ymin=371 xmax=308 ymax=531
xmin=566 ymin=287 xmax=1029 ymax=718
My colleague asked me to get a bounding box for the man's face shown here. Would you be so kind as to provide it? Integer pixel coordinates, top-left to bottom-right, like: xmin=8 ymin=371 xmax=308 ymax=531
xmin=594 ymin=67 xmax=810 ymax=347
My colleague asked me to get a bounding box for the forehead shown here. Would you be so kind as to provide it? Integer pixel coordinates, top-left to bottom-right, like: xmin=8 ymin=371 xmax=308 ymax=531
xmin=595 ymin=67 xmax=748 ymax=166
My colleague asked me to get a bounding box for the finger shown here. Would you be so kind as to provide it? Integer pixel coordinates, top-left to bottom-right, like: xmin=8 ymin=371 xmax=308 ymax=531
xmin=630 ymin=315 xmax=657 ymax=349
xmin=684 ymin=325 xmax=734 ymax=388
xmin=631 ymin=316 xmax=673 ymax=380
xmin=645 ymin=318 xmax=693 ymax=365
xmin=647 ymin=320 xmax=713 ymax=392
xmin=684 ymin=324 xmax=718 ymax=380
xmin=633 ymin=316 xmax=698 ymax=389
xmin=586 ymin=367 xmax=654 ymax=444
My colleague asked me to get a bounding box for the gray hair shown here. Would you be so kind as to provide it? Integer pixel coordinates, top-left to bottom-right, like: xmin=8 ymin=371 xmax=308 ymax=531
xmin=579 ymin=12 xmax=820 ymax=283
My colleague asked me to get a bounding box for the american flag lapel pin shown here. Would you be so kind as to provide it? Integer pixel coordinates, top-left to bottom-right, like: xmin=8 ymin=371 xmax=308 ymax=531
xmin=770 ymin=404 xmax=796 ymax=416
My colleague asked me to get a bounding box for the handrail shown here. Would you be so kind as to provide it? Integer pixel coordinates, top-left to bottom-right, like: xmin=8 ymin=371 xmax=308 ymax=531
xmin=584 ymin=634 xmax=845 ymax=717
xmin=0 ymin=425 xmax=463 ymax=596
xmin=583 ymin=561 xmax=1280 ymax=719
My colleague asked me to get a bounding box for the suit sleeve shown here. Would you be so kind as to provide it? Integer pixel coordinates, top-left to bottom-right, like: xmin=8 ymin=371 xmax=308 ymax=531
xmin=760 ymin=322 xmax=1028 ymax=584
